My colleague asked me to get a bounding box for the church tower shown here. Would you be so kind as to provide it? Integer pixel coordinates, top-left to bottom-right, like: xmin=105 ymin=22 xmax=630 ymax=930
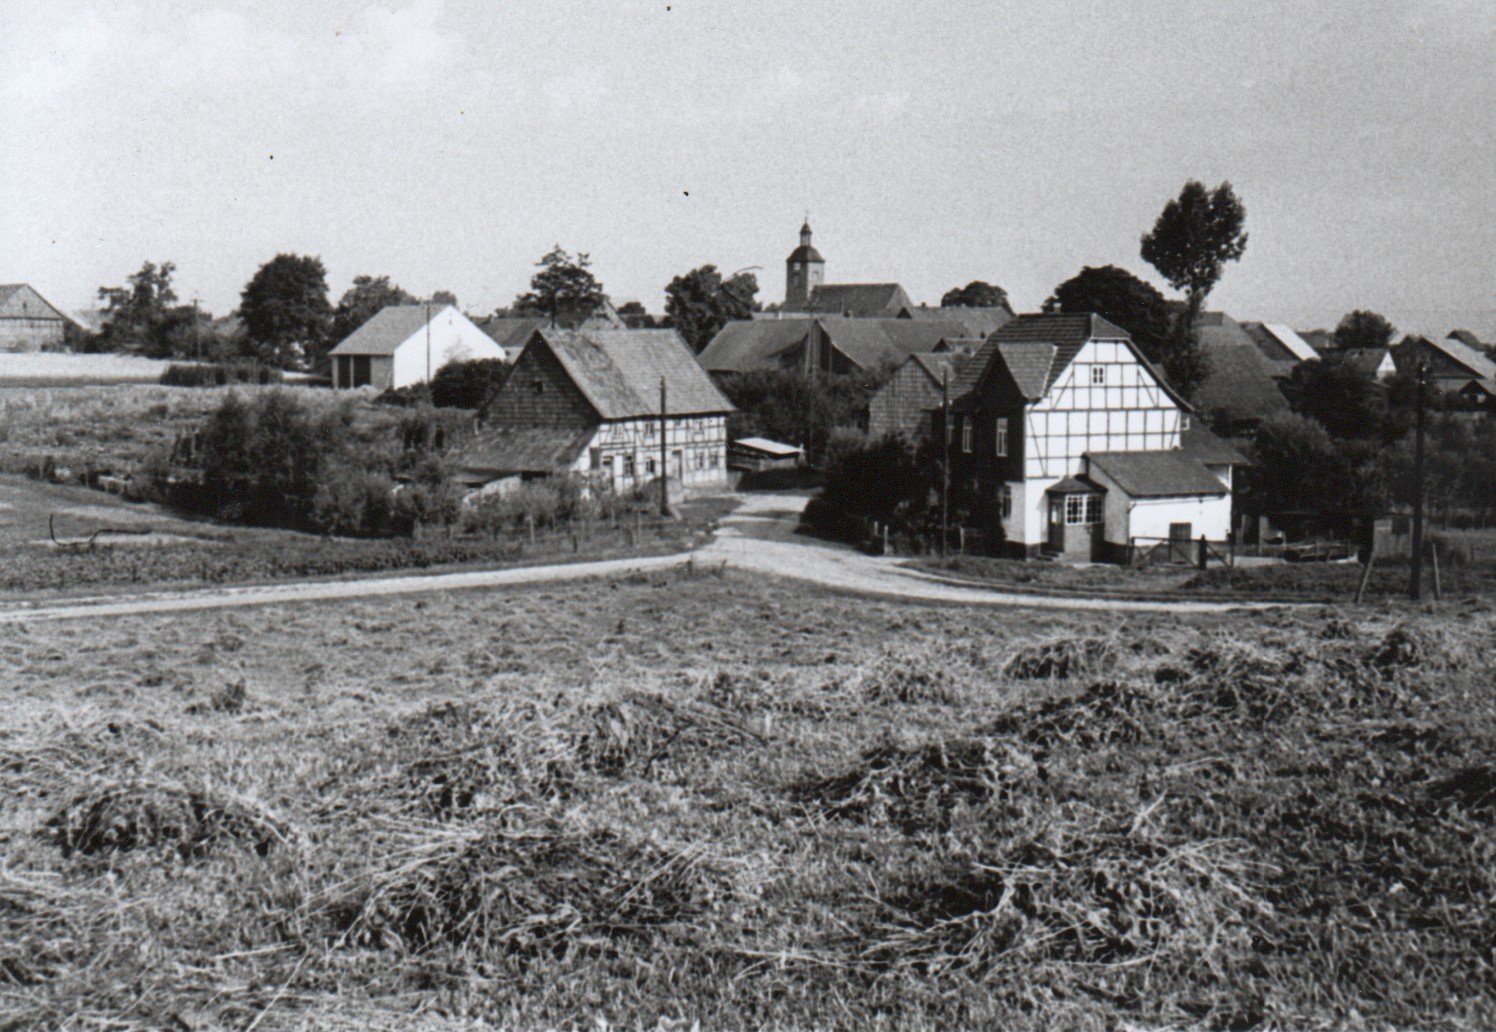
xmin=784 ymin=219 xmax=825 ymax=310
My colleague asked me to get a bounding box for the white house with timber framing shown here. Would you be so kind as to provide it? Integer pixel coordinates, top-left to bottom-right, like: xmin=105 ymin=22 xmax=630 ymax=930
xmin=947 ymin=313 xmax=1234 ymax=562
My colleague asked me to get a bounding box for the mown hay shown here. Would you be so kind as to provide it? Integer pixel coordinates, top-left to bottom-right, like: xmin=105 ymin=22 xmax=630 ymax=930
xmin=339 ymin=817 xmax=726 ymax=956
xmin=45 ymin=779 xmax=293 ymax=859
xmin=1002 ymin=635 xmax=1117 ymax=680
xmin=569 ymin=691 xmax=759 ymax=777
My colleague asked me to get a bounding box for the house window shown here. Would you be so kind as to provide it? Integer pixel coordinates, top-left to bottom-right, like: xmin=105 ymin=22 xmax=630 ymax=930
xmin=646 ymin=457 xmax=656 ymax=475
xmin=623 ymin=453 xmax=636 ymax=478
xmin=1180 ymin=414 xmax=1192 ymax=430
xmin=531 ymin=378 xmax=545 ymax=395
xmin=1092 ymin=366 xmax=1106 ymax=385
xmin=961 ymin=419 xmax=973 ymax=453
xmin=709 ymin=450 xmax=719 ymax=468
xmin=995 ymin=417 xmax=1008 ymax=457
xmin=999 ymin=484 xmax=1012 ymax=520
xmin=1063 ymin=494 xmax=1102 ymax=525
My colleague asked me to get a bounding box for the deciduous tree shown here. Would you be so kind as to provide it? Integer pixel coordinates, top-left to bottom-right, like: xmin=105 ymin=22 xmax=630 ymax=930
xmin=332 ymin=275 xmax=417 ymax=345
xmin=1333 ymin=310 xmax=1396 ymax=351
xmin=663 ymin=265 xmax=759 ymax=353
xmin=239 ymin=254 xmax=333 ymax=368
xmin=940 ymin=281 xmax=1011 ymax=310
xmin=97 ymin=261 xmax=179 ymax=356
xmin=512 ymin=246 xmax=607 ymax=326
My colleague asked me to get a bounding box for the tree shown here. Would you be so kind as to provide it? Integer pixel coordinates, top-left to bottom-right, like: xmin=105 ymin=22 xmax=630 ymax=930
xmin=239 ymin=254 xmax=333 ymax=369
xmin=616 ymin=300 xmax=656 ymax=329
xmin=97 ymin=261 xmax=179 ymax=356
xmin=429 ymin=290 xmax=458 ymax=308
xmin=1140 ymin=180 xmax=1247 ymax=396
xmin=663 ymin=265 xmax=759 ymax=353
xmin=1044 ymin=264 xmax=1173 ymax=351
xmin=512 ymin=246 xmax=607 ymax=326
xmin=940 ymin=281 xmax=1011 ymax=310
xmin=1333 ymin=310 xmax=1396 ymax=351
xmin=331 ymin=275 xmax=417 ymax=345
xmin=1282 ymin=355 xmax=1391 ymax=441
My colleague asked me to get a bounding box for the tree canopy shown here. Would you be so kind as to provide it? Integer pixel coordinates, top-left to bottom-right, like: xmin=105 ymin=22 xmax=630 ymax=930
xmin=239 ymin=254 xmax=333 ymax=368
xmin=939 ymin=281 xmax=1011 ymax=310
xmin=1140 ymin=180 xmax=1248 ymax=313
xmin=616 ymin=301 xmax=657 ymax=329
xmin=1043 ymin=264 xmax=1208 ymax=396
xmin=332 ymin=275 xmax=417 ymax=344
xmin=96 ymin=261 xmax=181 ymax=357
xmin=663 ymin=265 xmax=759 ymax=353
xmin=1333 ymin=310 xmax=1396 ymax=351
xmin=1282 ymin=356 xmax=1397 ymax=442
xmin=428 ymin=290 xmax=458 ymax=308
xmin=511 ymin=246 xmax=607 ymax=326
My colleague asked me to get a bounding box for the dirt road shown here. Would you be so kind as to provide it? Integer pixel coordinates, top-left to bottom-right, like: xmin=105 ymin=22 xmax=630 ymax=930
xmin=0 ymin=493 xmax=1272 ymax=623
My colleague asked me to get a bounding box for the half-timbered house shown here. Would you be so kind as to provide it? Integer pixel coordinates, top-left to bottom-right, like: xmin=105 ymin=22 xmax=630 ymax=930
xmin=457 ymin=328 xmax=732 ymax=493
xmin=946 ymin=313 xmax=1232 ymax=561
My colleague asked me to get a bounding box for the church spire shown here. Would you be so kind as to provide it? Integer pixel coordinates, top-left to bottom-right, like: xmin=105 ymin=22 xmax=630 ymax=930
xmin=785 ymin=217 xmax=825 ymax=310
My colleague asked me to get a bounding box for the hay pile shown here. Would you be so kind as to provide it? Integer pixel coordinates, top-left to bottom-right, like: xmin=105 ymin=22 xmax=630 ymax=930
xmin=337 ymin=816 xmax=726 ymax=957
xmin=45 ymin=778 xmax=294 ymax=858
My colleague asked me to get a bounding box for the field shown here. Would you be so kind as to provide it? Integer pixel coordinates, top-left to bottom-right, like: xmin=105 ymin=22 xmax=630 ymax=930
xmin=2 ymin=572 xmax=1492 ymax=1030
xmin=0 ymin=353 xmax=181 ymax=388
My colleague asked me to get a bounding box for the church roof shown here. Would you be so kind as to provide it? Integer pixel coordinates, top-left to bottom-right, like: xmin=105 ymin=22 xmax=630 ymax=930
xmin=787 ymin=243 xmax=824 ymax=264
xmin=801 ymin=282 xmax=913 ymax=318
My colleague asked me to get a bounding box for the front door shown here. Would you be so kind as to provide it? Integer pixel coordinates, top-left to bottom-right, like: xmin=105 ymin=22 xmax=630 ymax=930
xmin=671 ymin=449 xmax=683 ymax=481
xmin=1048 ymin=498 xmax=1065 ymax=551
xmin=1169 ymin=522 xmax=1193 ymax=564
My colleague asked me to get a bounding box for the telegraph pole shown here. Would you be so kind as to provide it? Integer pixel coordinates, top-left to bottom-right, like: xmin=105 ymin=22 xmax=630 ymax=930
xmin=940 ymin=367 xmax=950 ymax=559
xmin=1409 ymin=337 xmax=1428 ymax=600
xmin=659 ymin=376 xmax=670 ymax=518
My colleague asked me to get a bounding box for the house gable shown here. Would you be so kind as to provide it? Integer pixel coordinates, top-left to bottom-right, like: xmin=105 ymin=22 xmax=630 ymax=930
xmin=0 ymin=284 xmax=67 ymax=322
xmin=483 ymin=333 xmax=600 ymax=430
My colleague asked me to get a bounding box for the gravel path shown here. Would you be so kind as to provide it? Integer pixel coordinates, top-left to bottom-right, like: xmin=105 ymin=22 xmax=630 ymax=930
xmin=0 ymin=493 xmax=1277 ymax=623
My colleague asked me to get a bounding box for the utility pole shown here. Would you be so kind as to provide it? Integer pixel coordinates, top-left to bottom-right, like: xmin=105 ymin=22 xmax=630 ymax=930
xmin=191 ymin=297 xmax=200 ymax=362
xmin=940 ymin=367 xmax=950 ymax=559
xmin=1409 ymin=336 xmax=1428 ymax=600
xmin=659 ymin=375 xmax=670 ymax=518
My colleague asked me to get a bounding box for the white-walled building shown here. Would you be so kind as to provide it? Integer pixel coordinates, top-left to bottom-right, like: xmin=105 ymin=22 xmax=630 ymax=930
xmin=947 ymin=313 xmax=1234 ymax=562
xmin=329 ymin=304 xmax=505 ymax=390
xmin=455 ymin=328 xmax=733 ymax=494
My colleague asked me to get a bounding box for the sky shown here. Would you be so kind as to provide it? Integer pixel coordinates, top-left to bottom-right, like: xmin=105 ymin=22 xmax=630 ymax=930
xmin=3 ymin=0 xmax=1493 ymax=338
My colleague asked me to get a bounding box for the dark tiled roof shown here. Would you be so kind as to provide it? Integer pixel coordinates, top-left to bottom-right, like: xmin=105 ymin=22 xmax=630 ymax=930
xmin=456 ymin=426 xmax=594 ymax=478
xmin=1087 ymin=450 xmax=1228 ymax=498
xmin=803 ymin=283 xmax=913 ymax=318
xmin=477 ymin=316 xmax=550 ymax=350
xmin=1341 ymin=348 xmax=1394 ymax=378
xmin=1180 ymin=424 xmax=1248 ymax=466
xmin=787 ymin=244 xmax=824 ymax=263
xmin=909 ymin=351 xmax=967 ymax=387
xmin=330 ymin=304 xmax=453 ymax=356
xmin=697 ymin=318 xmax=815 ymax=372
xmin=1299 ymin=329 xmax=1338 ymax=353
xmin=537 ymin=328 xmax=733 ymax=418
xmin=1433 ymin=334 xmax=1496 ymax=379
xmin=933 ymin=336 xmax=984 ymax=355
xmin=874 ymin=318 xmax=970 ymax=357
xmin=993 ymin=312 xmax=1131 ymax=345
xmin=1048 ymin=474 xmax=1104 ymax=494
xmin=1192 ymin=345 xmax=1292 ymax=422
xmin=906 ymin=305 xmax=1013 ymax=338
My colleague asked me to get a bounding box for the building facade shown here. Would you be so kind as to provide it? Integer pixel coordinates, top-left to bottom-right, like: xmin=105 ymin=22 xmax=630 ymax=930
xmin=458 ymin=328 xmax=732 ymax=494
xmin=0 ymin=284 xmax=73 ymax=352
xmin=947 ymin=313 xmax=1231 ymax=561
xmin=329 ymin=304 xmax=504 ymax=389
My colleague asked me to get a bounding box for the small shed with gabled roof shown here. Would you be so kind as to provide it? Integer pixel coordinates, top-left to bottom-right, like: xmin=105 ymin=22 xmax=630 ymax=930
xmin=329 ymin=304 xmax=505 ymax=390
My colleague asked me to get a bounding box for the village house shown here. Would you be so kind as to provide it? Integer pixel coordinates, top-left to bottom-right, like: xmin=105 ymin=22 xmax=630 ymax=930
xmin=329 ymin=304 xmax=504 ymax=389
xmin=456 ymin=328 xmax=732 ymax=493
xmin=475 ymin=299 xmax=625 ymax=352
xmin=867 ymin=351 xmax=968 ymax=441
xmin=1391 ymin=333 xmax=1496 ymax=403
xmin=0 ymin=284 xmax=81 ymax=352
xmin=945 ymin=313 xmax=1233 ymax=562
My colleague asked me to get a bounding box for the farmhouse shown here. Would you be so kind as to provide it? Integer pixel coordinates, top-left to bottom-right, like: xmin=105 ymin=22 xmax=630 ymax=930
xmin=0 ymin=284 xmax=79 ymax=352
xmin=1392 ymin=333 xmax=1496 ymax=400
xmin=457 ymin=328 xmax=732 ymax=493
xmin=329 ymin=304 xmax=504 ymax=390
xmin=868 ymin=351 xmax=968 ymax=441
xmin=946 ymin=313 xmax=1232 ymax=562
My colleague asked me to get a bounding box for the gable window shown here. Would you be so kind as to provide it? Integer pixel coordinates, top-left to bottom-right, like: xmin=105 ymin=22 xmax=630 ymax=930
xmin=1181 ymin=414 xmax=1192 ymax=431
xmin=531 ymin=378 xmax=545 ymax=395
xmin=995 ymin=417 xmax=1009 ymax=457
xmin=961 ymin=419 xmax=973 ymax=453
xmin=1092 ymin=366 xmax=1106 ymax=385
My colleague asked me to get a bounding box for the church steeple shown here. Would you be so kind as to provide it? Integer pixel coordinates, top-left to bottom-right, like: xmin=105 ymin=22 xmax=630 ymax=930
xmin=785 ymin=218 xmax=825 ymax=310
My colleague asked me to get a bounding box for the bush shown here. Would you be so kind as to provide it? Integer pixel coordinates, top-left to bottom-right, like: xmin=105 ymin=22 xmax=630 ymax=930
xmin=433 ymin=358 xmax=511 ymax=410
xmin=160 ymin=362 xmax=282 ymax=387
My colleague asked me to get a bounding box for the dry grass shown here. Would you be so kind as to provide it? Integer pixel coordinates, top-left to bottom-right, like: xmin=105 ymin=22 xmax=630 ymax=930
xmin=1 ymin=572 xmax=1492 ymax=1029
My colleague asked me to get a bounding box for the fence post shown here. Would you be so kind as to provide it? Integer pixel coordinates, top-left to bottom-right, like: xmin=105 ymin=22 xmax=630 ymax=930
xmin=526 ymin=515 xmax=535 ymax=546
xmin=1354 ymin=553 xmax=1376 ymax=604
xmin=883 ymin=523 xmax=889 ymax=555
xmin=1430 ymin=541 xmax=1442 ymax=601
xmin=958 ymin=526 xmax=966 ymax=554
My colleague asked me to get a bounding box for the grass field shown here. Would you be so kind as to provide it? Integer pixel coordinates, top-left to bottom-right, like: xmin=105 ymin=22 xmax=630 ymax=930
xmin=0 ymin=353 xmax=180 ymax=388
xmin=2 ymin=572 xmax=1491 ymax=1029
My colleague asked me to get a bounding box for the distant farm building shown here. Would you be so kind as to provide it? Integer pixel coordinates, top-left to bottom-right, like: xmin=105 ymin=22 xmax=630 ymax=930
xmin=728 ymin=437 xmax=804 ymax=471
xmin=0 ymin=284 xmax=81 ymax=352
xmin=457 ymin=328 xmax=733 ymax=494
xmin=868 ymin=351 xmax=968 ymax=441
xmin=329 ymin=304 xmax=504 ymax=390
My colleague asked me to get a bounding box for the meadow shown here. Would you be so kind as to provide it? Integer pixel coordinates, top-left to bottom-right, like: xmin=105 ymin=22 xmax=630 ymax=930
xmin=1 ymin=570 xmax=1491 ymax=1030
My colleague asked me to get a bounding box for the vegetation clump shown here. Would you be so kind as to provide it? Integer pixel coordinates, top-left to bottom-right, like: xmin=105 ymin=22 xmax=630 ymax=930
xmin=1002 ymin=635 xmax=1117 ymax=680
xmin=45 ymin=779 xmax=292 ymax=859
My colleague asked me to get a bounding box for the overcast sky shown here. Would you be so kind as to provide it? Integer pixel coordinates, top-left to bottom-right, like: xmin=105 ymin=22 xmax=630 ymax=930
xmin=4 ymin=0 xmax=1493 ymax=337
